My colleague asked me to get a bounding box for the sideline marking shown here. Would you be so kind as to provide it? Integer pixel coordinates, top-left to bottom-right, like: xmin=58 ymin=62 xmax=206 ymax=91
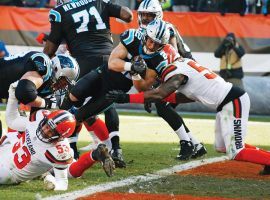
xmin=42 ymin=156 xmax=228 ymax=200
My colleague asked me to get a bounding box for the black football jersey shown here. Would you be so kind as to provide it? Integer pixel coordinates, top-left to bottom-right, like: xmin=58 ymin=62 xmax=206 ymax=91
xmin=120 ymin=29 xmax=169 ymax=76
xmin=0 ymin=51 xmax=37 ymax=98
xmin=0 ymin=51 xmax=53 ymax=98
xmin=47 ymin=0 xmax=122 ymax=58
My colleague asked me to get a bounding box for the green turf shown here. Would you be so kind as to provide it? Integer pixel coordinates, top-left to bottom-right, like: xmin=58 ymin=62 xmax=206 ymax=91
xmin=117 ymin=110 xmax=270 ymax=122
xmin=1 ymin=142 xmax=270 ymax=199
xmin=0 ymin=142 xmax=221 ymax=200
xmin=111 ymin=175 xmax=270 ymax=199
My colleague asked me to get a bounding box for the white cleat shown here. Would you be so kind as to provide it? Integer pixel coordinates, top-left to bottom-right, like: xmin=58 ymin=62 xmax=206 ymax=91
xmin=43 ymin=173 xmax=56 ymax=191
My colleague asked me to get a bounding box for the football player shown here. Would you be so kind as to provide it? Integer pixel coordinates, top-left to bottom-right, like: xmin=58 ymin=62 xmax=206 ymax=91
xmin=15 ymin=53 xmax=79 ymax=113
xmin=60 ymin=19 xmax=174 ymax=167
xmin=0 ymin=52 xmax=79 ymax=136
xmin=135 ymin=0 xmax=206 ymax=160
xmin=106 ymin=52 xmax=270 ymax=175
xmin=1 ymin=83 xmax=114 ymax=190
xmin=43 ymin=0 xmax=133 ymax=161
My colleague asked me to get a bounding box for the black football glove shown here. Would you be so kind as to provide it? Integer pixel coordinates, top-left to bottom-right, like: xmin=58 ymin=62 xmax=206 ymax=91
xmin=44 ymin=95 xmax=58 ymax=109
xmin=144 ymin=102 xmax=152 ymax=113
xmin=105 ymin=90 xmax=130 ymax=104
xmin=130 ymin=56 xmax=147 ymax=76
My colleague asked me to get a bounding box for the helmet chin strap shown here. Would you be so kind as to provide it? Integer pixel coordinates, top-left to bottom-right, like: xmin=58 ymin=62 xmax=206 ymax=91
xmin=143 ymin=45 xmax=155 ymax=55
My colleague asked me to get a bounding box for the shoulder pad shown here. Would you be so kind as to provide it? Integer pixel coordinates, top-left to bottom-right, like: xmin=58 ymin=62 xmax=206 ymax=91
xmin=45 ymin=141 xmax=73 ymax=168
xmin=102 ymin=0 xmax=110 ymax=3
xmin=121 ymin=29 xmax=142 ymax=46
xmin=30 ymin=53 xmax=52 ymax=82
xmin=49 ymin=9 xmax=62 ymax=23
xmin=30 ymin=110 xmax=50 ymax=122
xmin=166 ymin=23 xmax=176 ymax=38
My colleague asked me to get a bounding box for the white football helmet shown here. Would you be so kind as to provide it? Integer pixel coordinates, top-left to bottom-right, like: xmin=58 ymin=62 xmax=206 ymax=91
xmin=143 ymin=19 xmax=170 ymax=54
xmin=146 ymin=19 xmax=170 ymax=45
xmin=51 ymin=54 xmax=79 ymax=83
xmin=51 ymin=54 xmax=79 ymax=94
xmin=138 ymin=0 xmax=163 ymax=28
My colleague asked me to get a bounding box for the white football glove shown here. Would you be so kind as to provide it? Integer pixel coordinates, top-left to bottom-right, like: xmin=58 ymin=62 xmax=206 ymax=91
xmin=8 ymin=81 xmax=19 ymax=101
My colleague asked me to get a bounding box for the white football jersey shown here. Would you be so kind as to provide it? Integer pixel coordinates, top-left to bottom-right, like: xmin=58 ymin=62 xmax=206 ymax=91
xmin=162 ymin=59 xmax=232 ymax=109
xmin=0 ymin=110 xmax=72 ymax=183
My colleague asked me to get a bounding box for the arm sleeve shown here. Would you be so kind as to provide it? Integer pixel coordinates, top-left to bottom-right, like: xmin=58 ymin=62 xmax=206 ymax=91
xmin=120 ymin=29 xmax=140 ymax=56
xmin=107 ymin=2 xmax=122 ymax=18
xmin=233 ymin=44 xmax=245 ymax=58
xmin=53 ymin=168 xmax=68 ymax=191
xmin=47 ymin=8 xmax=63 ymax=45
xmin=214 ymin=42 xmax=226 ymax=58
xmin=5 ymin=94 xmax=28 ymax=132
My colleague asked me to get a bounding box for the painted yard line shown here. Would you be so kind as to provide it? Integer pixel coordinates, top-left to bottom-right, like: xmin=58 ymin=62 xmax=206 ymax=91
xmin=119 ymin=115 xmax=269 ymax=125
xmin=42 ymin=156 xmax=228 ymax=200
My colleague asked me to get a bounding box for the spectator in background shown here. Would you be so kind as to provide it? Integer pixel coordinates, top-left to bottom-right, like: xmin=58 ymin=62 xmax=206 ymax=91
xmin=197 ymin=0 xmax=220 ymax=12
xmin=0 ymin=0 xmax=23 ymax=6
xmin=255 ymin=0 xmax=270 ymax=15
xmin=172 ymin=0 xmax=191 ymax=12
xmin=220 ymin=0 xmax=247 ymax=16
xmin=112 ymin=0 xmax=136 ymax=9
xmin=23 ymin=0 xmax=49 ymax=7
xmin=0 ymin=40 xmax=9 ymax=58
xmin=214 ymin=33 xmax=245 ymax=90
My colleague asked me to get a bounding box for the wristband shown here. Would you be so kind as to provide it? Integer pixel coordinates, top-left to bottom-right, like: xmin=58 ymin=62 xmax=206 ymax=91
xmin=131 ymin=74 xmax=142 ymax=81
xmin=124 ymin=62 xmax=132 ymax=71
xmin=40 ymin=98 xmax=46 ymax=108
xmin=129 ymin=92 xmax=145 ymax=104
xmin=163 ymin=93 xmax=177 ymax=104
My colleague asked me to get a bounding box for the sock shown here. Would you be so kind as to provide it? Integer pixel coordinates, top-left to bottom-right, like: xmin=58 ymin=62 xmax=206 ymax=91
xmin=69 ymin=151 xmax=96 ymax=178
xmin=175 ymin=125 xmax=191 ymax=141
xmin=111 ymin=135 xmax=120 ymax=150
xmin=70 ymin=142 xmax=79 ymax=160
xmin=234 ymin=147 xmax=270 ymax=165
xmin=83 ymin=118 xmax=109 ymax=141
xmin=187 ymin=132 xmax=199 ymax=145
xmin=245 ymin=143 xmax=269 ymax=153
xmin=89 ymin=131 xmax=100 ymax=144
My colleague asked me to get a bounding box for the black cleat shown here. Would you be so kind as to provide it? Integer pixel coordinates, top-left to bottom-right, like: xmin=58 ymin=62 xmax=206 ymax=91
xmin=111 ymin=148 xmax=126 ymax=168
xmin=176 ymin=140 xmax=194 ymax=161
xmin=92 ymin=144 xmax=115 ymax=177
xmin=191 ymin=143 xmax=207 ymax=159
xmin=259 ymin=165 xmax=270 ymax=175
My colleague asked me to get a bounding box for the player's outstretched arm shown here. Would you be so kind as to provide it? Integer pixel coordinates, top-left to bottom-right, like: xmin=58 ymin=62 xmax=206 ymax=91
xmin=120 ymin=6 xmax=133 ymax=23
xmin=5 ymin=82 xmax=28 ymax=132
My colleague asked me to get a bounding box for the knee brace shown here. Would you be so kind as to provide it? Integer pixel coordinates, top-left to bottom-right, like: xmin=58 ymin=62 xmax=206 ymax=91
xmin=15 ymin=79 xmax=37 ymax=104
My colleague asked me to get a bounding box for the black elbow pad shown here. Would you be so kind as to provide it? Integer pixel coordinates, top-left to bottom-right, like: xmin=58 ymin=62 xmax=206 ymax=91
xmin=15 ymin=79 xmax=37 ymax=104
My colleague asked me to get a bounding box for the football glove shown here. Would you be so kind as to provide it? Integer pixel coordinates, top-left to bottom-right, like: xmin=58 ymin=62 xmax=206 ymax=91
xmin=8 ymin=81 xmax=19 ymax=101
xmin=144 ymin=102 xmax=152 ymax=113
xmin=130 ymin=56 xmax=147 ymax=76
xmin=105 ymin=90 xmax=130 ymax=104
xmin=44 ymin=95 xmax=58 ymax=109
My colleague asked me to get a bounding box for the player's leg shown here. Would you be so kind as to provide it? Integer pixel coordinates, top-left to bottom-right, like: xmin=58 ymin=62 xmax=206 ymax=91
xmin=155 ymin=101 xmax=196 ymax=160
xmin=221 ymin=94 xmax=270 ymax=166
xmin=68 ymin=143 xmax=114 ymax=177
xmin=104 ymin=105 xmax=126 ymax=168
xmin=68 ymin=122 xmax=82 ymax=160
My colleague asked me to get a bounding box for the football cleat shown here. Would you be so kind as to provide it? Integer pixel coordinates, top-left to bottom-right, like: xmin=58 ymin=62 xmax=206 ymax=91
xmin=176 ymin=140 xmax=194 ymax=160
xmin=43 ymin=173 xmax=56 ymax=190
xmin=110 ymin=148 xmax=126 ymax=168
xmin=92 ymin=144 xmax=115 ymax=177
xmin=191 ymin=143 xmax=207 ymax=159
xmin=259 ymin=165 xmax=270 ymax=175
